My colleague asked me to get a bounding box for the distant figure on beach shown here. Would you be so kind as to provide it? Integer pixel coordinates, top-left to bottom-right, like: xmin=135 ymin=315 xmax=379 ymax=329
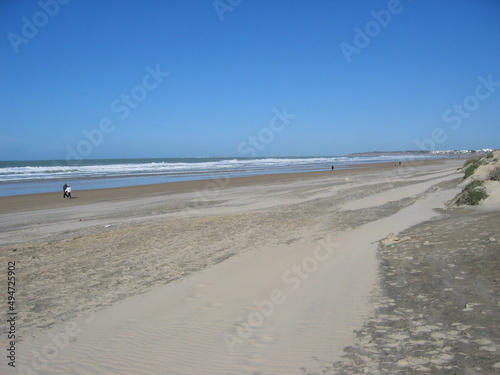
xmin=399 ymin=161 xmax=401 ymax=166
xmin=65 ymin=185 xmax=72 ymax=199
xmin=63 ymin=183 xmax=68 ymax=198
xmin=331 ymin=165 xmax=335 ymax=171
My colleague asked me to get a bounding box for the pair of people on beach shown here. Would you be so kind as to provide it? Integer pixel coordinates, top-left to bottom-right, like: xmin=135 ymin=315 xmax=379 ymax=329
xmin=63 ymin=183 xmax=72 ymax=199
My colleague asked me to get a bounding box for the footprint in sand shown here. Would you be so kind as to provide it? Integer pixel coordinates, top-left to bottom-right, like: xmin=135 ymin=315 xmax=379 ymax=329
xmin=244 ymin=353 xmax=266 ymax=365
xmin=186 ymin=283 xmax=212 ymax=300
xmin=249 ymin=333 xmax=276 ymax=348
xmin=201 ymin=301 xmax=224 ymax=310
xmin=186 ymin=292 xmax=204 ymax=300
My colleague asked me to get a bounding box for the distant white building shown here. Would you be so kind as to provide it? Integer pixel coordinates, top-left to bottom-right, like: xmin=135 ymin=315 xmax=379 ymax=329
xmin=429 ymin=149 xmax=493 ymax=155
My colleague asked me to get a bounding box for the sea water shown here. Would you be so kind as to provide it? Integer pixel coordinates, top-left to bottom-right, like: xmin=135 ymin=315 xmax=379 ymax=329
xmin=0 ymin=155 xmax=443 ymax=196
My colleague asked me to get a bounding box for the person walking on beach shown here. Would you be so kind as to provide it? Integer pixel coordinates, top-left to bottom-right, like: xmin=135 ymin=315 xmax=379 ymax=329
xmin=331 ymin=165 xmax=335 ymax=171
xmin=63 ymin=183 xmax=68 ymax=198
xmin=65 ymin=184 xmax=72 ymax=199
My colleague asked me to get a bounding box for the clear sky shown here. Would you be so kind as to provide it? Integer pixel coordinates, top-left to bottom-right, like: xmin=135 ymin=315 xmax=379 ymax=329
xmin=1 ymin=0 xmax=499 ymax=160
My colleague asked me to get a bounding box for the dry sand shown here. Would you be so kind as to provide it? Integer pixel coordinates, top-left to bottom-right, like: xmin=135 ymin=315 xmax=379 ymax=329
xmin=3 ymin=158 xmax=498 ymax=374
xmin=330 ymin=208 xmax=500 ymax=374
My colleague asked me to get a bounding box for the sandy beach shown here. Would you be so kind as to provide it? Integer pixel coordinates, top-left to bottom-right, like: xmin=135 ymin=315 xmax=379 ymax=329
xmin=2 ymin=157 xmax=499 ymax=374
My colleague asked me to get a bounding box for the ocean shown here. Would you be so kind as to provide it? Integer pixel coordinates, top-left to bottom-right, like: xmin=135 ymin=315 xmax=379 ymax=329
xmin=0 ymin=155 xmax=444 ymax=197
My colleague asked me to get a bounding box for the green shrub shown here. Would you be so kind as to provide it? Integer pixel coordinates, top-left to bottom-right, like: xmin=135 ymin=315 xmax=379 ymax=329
xmin=456 ymin=180 xmax=489 ymax=206
xmin=486 ymin=152 xmax=494 ymax=159
xmin=463 ymin=159 xmax=481 ymax=179
xmin=465 ymin=180 xmax=484 ymax=190
xmin=490 ymin=167 xmax=500 ymax=181
xmin=463 ymin=158 xmax=477 ymax=167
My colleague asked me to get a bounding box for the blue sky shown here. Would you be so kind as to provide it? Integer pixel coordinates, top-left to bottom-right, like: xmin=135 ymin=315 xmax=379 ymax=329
xmin=1 ymin=0 xmax=499 ymax=160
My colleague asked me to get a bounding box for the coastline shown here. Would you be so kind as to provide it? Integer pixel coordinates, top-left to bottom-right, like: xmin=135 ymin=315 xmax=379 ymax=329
xmin=0 ymin=158 xmax=455 ymax=214
xmin=3 ymin=157 xmax=494 ymax=374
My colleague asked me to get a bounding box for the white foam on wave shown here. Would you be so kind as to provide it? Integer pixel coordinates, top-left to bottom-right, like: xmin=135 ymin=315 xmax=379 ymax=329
xmin=0 ymin=155 xmax=440 ymax=183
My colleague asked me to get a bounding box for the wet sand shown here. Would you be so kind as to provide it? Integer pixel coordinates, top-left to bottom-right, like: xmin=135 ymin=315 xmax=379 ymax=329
xmin=0 ymin=160 xmax=450 ymax=214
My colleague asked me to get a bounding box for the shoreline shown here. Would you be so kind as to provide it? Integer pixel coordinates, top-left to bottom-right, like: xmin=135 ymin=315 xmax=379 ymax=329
xmin=0 ymin=158 xmax=455 ymax=214
xmin=2 ymin=157 xmax=486 ymax=374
